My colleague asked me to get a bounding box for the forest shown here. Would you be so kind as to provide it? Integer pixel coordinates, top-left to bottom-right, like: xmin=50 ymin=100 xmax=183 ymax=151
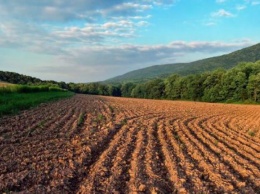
xmin=70 ymin=61 xmax=260 ymax=103
xmin=0 ymin=71 xmax=69 ymax=90
xmin=1 ymin=61 xmax=260 ymax=103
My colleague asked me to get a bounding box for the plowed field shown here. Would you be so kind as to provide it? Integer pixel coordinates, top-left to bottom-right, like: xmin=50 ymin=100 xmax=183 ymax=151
xmin=0 ymin=94 xmax=260 ymax=193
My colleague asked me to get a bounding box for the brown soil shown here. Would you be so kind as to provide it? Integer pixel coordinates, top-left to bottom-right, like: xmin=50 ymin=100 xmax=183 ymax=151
xmin=0 ymin=94 xmax=259 ymax=193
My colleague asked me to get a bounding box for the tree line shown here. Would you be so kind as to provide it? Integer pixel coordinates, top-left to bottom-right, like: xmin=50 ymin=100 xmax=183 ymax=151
xmin=1 ymin=61 xmax=260 ymax=103
xmin=0 ymin=71 xmax=69 ymax=90
xmin=71 ymin=61 xmax=260 ymax=103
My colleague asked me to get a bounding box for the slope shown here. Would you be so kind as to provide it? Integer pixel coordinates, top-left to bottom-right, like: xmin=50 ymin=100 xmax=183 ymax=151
xmin=105 ymin=43 xmax=260 ymax=83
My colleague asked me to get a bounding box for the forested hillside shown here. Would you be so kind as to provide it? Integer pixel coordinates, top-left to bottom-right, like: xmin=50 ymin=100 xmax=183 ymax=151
xmin=0 ymin=71 xmax=42 ymax=84
xmin=71 ymin=61 xmax=260 ymax=103
xmin=0 ymin=71 xmax=69 ymax=89
xmin=129 ymin=61 xmax=260 ymax=103
xmin=105 ymin=43 xmax=260 ymax=83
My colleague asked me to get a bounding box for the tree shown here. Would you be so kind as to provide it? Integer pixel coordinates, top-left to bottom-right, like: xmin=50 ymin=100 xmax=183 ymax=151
xmin=202 ymin=69 xmax=225 ymax=102
xmin=221 ymin=69 xmax=247 ymax=101
xmin=108 ymin=85 xmax=121 ymax=96
xmin=121 ymin=83 xmax=136 ymax=97
xmin=131 ymin=84 xmax=145 ymax=98
xmin=97 ymin=84 xmax=109 ymax=95
xmin=164 ymin=74 xmax=180 ymax=99
xmin=247 ymin=73 xmax=260 ymax=102
xmin=58 ymin=81 xmax=69 ymax=90
xmin=78 ymin=84 xmax=89 ymax=93
xmin=143 ymin=79 xmax=165 ymax=99
xmin=68 ymin=83 xmax=80 ymax=93
xmin=87 ymin=83 xmax=99 ymax=94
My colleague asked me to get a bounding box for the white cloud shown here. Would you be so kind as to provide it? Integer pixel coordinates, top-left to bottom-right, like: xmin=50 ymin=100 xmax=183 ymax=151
xmin=236 ymin=5 xmax=247 ymax=10
xmin=204 ymin=22 xmax=217 ymax=26
xmin=0 ymin=0 xmax=256 ymax=82
xmin=0 ymin=1 xmax=171 ymax=23
xmin=0 ymin=0 xmax=124 ymax=22
xmin=0 ymin=2 xmax=156 ymax=54
xmin=211 ymin=9 xmax=235 ymax=17
xmin=216 ymin=0 xmax=227 ymax=3
xmin=51 ymin=19 xmax=147 ymax=46
xmin=0 ymin=1 xmax=175 ymax=55
xmin=143 ymin=0 xmax=176 ymax=5
xmin=109 ymin=3 xmax=152 ymax=12
xmin=251 ymin=1 xmax=260 ymax=5
xmin=243 ymin=0 xmax=260 ymax=5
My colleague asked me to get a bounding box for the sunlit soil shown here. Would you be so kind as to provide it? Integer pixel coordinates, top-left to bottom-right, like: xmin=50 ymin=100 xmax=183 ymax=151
xmin=0 ymin=94 xmax=259 ymax=193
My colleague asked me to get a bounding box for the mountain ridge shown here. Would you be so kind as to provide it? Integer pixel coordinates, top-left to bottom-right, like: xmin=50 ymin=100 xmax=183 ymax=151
xmin=104 ymin=43 xmax=260 ymax=83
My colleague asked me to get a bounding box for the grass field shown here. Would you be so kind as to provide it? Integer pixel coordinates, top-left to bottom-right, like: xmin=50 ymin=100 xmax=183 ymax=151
xmin=0 ymin=86 xmax=74 ymax=117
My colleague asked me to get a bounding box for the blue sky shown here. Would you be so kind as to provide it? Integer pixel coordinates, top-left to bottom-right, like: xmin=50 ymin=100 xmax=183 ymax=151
xmin=0 ymin=0 xmax=259 ymax=82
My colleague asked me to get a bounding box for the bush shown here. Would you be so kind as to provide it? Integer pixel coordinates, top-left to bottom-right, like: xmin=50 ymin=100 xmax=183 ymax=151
xmin=0 ymin=85 xmax=64 ymax=94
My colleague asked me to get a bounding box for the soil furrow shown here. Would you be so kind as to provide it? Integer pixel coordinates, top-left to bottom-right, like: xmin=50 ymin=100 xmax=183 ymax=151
xmin=127 ymin=128 xmax=150 ymax=193
xmin=182 ymin=117 xmax=259 ymax=191
xmin=199 ymin=117 xmax=260 ymax=170
xmin=143 ymin=118 xmax=174 ymax=193
xmin=165 ymin=119 xmax=211 ymax=192
xmin=189 ymin=116 xmax=260 ymax=184
xmin=211 ymin=116 xmax=260 ymax=155
xmin=178 ymin=118 xmax=245 ymax=192
xmin=157 ymin=120 xmax=187 ymax=193
xmin=1 ymin=95 xmax=260 ymax=193
xmin=77 ymin=124 xmax=129 ymax=193
xmin=104 ymin=126 xmax=139 ymax=193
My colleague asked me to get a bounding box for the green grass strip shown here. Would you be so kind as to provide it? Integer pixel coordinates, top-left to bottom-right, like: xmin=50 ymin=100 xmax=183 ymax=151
xmin=0 ymin=91 xmax=74 ymax=117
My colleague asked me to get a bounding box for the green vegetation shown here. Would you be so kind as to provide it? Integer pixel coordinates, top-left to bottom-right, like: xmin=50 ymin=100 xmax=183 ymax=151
xmin=248 ymin=130 xmax=256 ymax=137
xmin=77 ymin=112 xmax=85 ymax=126
xmin=0 ymin=84 xmax=63 ymax=93
xmin=0 ymin=71 xmax=69 ymax=90
xmin=130 ymin=61 xmax=260 ymax=103
xmin=95 ymin=114 xmax=106 ymax=124
xmin=0 ymin=85 xmax=74 ymax=117
xmin=67 ymin=82 xmax=122 ymax=97
xmin=66 ymin=60 xmax=260 ymax=104
xmin=0 ymin=71 xmax=43 ymax=85
xmin=105 ymin=43 xmax=260 ymax=83
xmin=120 ymin=118 xmax=127 ymax=126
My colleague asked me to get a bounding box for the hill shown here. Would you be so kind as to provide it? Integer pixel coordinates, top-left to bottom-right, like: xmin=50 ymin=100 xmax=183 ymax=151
xmin=105 ymin=43 xmax=260 ymax=83
xmin=0 ymin=71 xmax=43 ymax=85
xmin=0 ymin=71 xmax=70 ymax=89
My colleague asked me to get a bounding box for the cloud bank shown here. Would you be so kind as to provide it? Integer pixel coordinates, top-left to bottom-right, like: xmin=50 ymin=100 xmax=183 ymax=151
xmin=0 ymin=0 xmax=257 ymax=82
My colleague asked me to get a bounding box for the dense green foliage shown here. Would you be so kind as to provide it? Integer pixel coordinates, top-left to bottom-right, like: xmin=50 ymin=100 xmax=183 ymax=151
xmin=0 ymin=71 xmax=42 ymax=84
xmin=0 ymin=71 xmax=70 ymax=90
xmin=128 ymin=61 xmax=260 ymax=103
xmin=61 ymin=61 xmax=260 ymax=104
xmin=105 ymin=43 xmax=260 ymax=83
xmin=0 ymin=85 xmax=63 ymax=94
xmin=67 ymin=82 xmax=122 ymax=96
xmin=0 ymin=90 xmax=74 ymax=117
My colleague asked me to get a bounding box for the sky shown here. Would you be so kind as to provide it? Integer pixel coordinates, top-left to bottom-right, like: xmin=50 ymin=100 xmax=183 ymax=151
xmin=0 ymin=0 xmax=260 ymax=83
